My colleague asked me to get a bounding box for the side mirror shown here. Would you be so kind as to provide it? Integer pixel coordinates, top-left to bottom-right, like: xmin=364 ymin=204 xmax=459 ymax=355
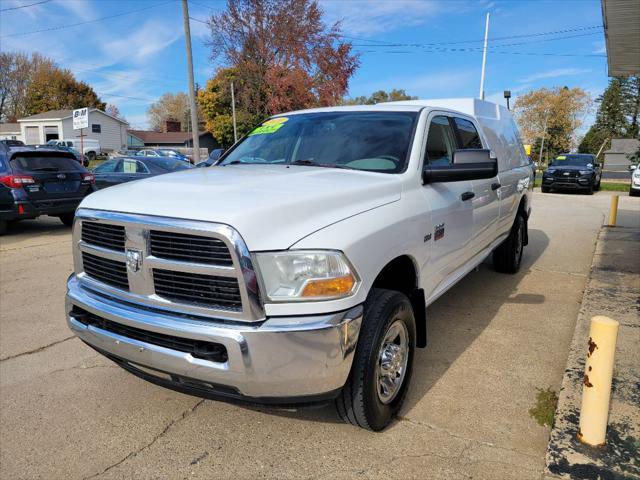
xmin=423 ymin=149 xmax=497 ymax=183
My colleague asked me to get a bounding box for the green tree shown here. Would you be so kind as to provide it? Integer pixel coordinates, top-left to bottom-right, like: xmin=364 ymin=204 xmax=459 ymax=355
xmin=198 ymin=68 xmax=258 ymax=147
xmin=343 ymin=89 xmax=417 ymax=105
xmin=578 ymin=76 xmax=640 ymax=157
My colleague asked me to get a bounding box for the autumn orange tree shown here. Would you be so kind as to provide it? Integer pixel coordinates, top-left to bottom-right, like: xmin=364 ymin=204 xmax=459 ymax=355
xmin=199 ymin=0 xmax=359 ymax=147
xmin=513 ymin=86 xmax=591 ymax=163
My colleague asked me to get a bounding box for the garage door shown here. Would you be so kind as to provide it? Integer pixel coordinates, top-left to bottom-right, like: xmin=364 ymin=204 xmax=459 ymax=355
xmin=25 ymin=126 xmax=39 ymax=145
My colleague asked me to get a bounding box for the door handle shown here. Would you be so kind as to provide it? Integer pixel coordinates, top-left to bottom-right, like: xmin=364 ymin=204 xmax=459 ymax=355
xmin=491 ymin=182 xmax=501 ymax=191
xmin=461 ymin=191 xmax=475 ymax=201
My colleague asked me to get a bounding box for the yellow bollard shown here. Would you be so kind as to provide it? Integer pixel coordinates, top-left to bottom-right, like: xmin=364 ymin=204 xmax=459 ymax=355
xmin=608 ymin=195 xmax=619 ymax=226
xmin=578 ymin=316 xmax=619 ymax=446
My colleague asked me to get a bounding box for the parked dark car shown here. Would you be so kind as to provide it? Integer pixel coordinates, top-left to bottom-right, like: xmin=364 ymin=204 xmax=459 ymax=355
xmin=1 ymin=139 xmax=24 ymax=147
xmin=135 ymin=149 xmax=190 ymax=162
xmin=541 ymin=153 xmax=601 ymax=194
xmin=0 ymin=144 xmax=96 ymax=234
xmin=196 ymin=148 xmax=225 ymax=168
xmin=92 ymin=156 xmax=193 ymax=189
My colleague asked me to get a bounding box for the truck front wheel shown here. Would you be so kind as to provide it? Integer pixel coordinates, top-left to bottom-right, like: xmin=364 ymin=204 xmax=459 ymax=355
xmin=336 ymin=288 xmax=416 ymax=431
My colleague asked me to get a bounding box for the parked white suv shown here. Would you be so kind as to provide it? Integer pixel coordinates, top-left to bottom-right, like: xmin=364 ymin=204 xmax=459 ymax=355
xmin=66 ymin=99 xmax=533 ymax=430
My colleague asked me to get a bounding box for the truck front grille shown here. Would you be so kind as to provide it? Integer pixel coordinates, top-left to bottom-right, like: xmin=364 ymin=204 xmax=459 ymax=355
xmin=149 ymin=230 xmax=233 ymax=266
xmin=81 ymin=221 xmax=125 ymax=251
xmin=72 ymin=306 xmax=228 ymax=363
xmin=82 ymin=252 xmax=129 ymax=290
xmin=153 ymin=269 xmax=242 ymax=311
xmin=74 ymin=212 xmax=263 ymax=322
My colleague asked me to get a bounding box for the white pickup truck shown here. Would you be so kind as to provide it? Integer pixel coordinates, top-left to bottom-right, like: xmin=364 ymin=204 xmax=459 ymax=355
xmin=66 ymin=98 xmax=533 ymax=431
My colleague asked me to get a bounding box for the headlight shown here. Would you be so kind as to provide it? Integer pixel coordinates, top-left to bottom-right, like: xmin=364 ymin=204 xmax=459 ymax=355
xmin=544 ymin=169 xmax=555 ymax=176
xmin=255 ymin=250 xmax=359 ymax=302
xmin=633 ymin=172 xmax=640 ymax=179
xmin=579 ymin=170 xmax=592 ymax=175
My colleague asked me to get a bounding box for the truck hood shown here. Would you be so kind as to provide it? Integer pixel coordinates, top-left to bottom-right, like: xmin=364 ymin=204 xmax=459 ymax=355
xmin=80 ymin=164 xmax=402 ymax=250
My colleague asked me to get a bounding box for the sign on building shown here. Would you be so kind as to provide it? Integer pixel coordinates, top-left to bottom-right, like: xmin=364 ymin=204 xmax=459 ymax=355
xmin=73 ymin=108 xmax=89 ymax=130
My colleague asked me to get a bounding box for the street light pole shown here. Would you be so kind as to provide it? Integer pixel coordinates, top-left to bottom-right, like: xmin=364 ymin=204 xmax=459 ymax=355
xmin=181 ymin=0 xmax=200 ymax=164
xmin=479 ymin=13 xmax=490 ymax=100
xmin=231 ymin=81 xmax=238 ymax=143
xmin=539 ymin=110 xmax=550 ymax=166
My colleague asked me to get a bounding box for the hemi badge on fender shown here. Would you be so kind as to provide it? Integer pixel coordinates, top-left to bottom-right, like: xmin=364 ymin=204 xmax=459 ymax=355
xmin=434 ymin=223 xmax=445 ymax=241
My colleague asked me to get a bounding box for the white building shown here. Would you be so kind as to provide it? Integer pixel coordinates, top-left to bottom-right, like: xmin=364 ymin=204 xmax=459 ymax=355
xmin=17 ymin=109 xmax=129 ymax=152
xmin=0 ymin=123 xmax=23 ymax=142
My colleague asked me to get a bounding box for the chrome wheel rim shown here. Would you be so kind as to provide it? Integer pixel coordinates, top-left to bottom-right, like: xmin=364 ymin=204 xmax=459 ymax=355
xmin=375 ymin=319 xmax=409 ymax=405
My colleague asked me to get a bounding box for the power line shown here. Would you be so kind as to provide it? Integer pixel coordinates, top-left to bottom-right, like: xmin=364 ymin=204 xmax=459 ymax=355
xmin=357 ymin=46 xmax=606 ymax=58
xmin=343 ymin=25 xmax=603 ymax=48
xmin=0 ymin=0 xmax=51 ymax=12
xmin=1 ymin=1 xmax=175 ymax=38
xmin=351 ymin=31 xmax=603 ymax=50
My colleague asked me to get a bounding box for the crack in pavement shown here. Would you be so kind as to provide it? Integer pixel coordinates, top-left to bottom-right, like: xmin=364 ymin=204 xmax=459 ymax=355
xmin=0 ymin=336 xmax=75 ymax=362
xmin=396 ymin=416 xmax=541 ymax=461
xmin=82 ymin=399 xmax=206 ymax=480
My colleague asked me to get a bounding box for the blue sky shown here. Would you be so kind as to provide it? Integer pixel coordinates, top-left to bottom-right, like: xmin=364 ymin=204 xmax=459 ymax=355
xmin=0 ymin=0 xmax=608 ymax=130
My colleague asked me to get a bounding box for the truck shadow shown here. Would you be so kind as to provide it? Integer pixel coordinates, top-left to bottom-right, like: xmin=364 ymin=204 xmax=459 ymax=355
xmin=237 ymin=228 xmax=550 ymax=426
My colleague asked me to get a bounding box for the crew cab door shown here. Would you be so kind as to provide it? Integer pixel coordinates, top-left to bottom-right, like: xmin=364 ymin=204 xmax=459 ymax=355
xmin=419 ymin=114 xmax=474 ymax=297
xmin=451 ymin=116 xmax=500 ymax=254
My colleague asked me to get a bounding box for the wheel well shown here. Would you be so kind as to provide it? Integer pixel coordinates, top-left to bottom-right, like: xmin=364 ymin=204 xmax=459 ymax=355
xmin=371 ymin=256 xmax=427 ymax=348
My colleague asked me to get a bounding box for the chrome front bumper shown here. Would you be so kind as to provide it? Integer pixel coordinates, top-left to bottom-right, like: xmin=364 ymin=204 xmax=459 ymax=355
xmin=66 ymin=275 xmax=362 ymax=401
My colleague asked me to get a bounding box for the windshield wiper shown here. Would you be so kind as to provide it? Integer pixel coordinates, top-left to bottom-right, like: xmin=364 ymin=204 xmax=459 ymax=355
xmin=290 ymin=159 xmax=351 ymax=169
xmin=223 ymin=160 xmax=264 ymax=166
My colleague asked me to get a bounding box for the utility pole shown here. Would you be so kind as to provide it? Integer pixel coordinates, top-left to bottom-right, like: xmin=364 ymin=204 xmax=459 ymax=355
xmin=539 ymin=110 xmax=550 ymax=166
xmin=231 ymin=81 xmax=238 ymax=143
xmin=479 ymin=12 xmax=490 ymax=100
xmin=181 ymin=0 xmax=200 ymax=164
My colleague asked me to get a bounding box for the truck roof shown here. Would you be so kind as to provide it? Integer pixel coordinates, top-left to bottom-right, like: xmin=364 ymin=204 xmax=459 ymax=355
xmin=277 ymin=98 xmax=508 ymax=121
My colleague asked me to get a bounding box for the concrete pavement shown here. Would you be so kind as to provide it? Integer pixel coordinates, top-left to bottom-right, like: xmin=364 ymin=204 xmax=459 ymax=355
xmin=1 ymin=191 xmax=639 ymax=479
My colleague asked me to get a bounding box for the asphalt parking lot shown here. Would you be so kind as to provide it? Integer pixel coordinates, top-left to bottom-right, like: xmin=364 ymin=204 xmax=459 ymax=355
xmin=1 ymin=190 xmax=639 ymax=480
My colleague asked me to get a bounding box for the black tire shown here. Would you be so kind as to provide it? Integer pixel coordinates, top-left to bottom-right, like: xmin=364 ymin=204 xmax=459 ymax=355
xmin=0 ymin=220 xmax=6 ymax=236
xmin=59 ymin=212 xmax=75 ymax=227
xmin=594 ymin=179 xmax=601 ymax=191
xmin=585 ymin=184 xmax=594 ymax=195
xmin=493 ymin=213 xmax=525 ymax=274
xmin=86 ymin=151 xmax=96 ymax=161
xmin=541 ymin=186 xmax=550 ymax=193
xmin=336 ymin=288 xmax=416 ymax=431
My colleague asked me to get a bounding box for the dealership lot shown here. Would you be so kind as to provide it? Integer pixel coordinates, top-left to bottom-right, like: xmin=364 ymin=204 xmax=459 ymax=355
xmin=1 ymin=191 xmax=639 ymax=480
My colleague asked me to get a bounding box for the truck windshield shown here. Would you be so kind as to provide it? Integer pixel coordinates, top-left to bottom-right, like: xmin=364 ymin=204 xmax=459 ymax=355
xmin=550 ymin=155 xmax=594 ymax=166
xmin=219 ymin=111 xmax=418 ymax=173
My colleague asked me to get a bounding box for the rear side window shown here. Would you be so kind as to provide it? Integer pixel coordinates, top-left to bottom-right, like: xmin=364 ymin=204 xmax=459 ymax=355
xmin=93 ymin=159 xmax=120 ymax=173
xmin=10 ymin=155 xmax=81 ymax=172
xmin=454 ymin=118 xmax=483 ymax=149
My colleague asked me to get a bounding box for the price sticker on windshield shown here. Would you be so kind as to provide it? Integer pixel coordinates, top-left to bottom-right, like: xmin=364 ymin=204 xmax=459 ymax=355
xmin=555 ymin=155 xmax=566 ymax=160
xmin=249 ymin=117 xmax=288 ymax=136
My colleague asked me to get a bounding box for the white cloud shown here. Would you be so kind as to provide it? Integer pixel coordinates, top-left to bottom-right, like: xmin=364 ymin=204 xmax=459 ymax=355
xmin=320 ymin=0 xmax=446 ymax=37
xmin=102 ymin=20 xmax=182 ymax=63
xmin=517 ymin=68 xmax=592 ymax=84
xmin=592 ymin=41 xmax=606 ymax=54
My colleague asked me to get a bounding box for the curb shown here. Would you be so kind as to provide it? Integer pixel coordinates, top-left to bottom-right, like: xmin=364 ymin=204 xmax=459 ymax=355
xmin=546 ymin=227 xmax=640 ymax=480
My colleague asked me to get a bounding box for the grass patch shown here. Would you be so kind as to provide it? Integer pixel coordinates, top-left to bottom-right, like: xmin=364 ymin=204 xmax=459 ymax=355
xmin=599 ymin=182 xmax=630 ymax=192
xmin=88 ymin=159 xmax=105 ymax=170
xmin=529 ymin=387 xmax=558 ymax=428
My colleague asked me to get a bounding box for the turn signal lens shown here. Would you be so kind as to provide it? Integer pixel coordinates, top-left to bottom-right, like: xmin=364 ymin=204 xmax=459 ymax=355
xmin=301 ymin=274 xmax=356 ymax=297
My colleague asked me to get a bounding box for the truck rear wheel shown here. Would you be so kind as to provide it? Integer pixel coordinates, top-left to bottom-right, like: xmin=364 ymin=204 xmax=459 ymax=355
xmin=336 ymin=288 xmax=416 ymax=431
xmin=493 ymin=213 xmax=525 ymax=274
